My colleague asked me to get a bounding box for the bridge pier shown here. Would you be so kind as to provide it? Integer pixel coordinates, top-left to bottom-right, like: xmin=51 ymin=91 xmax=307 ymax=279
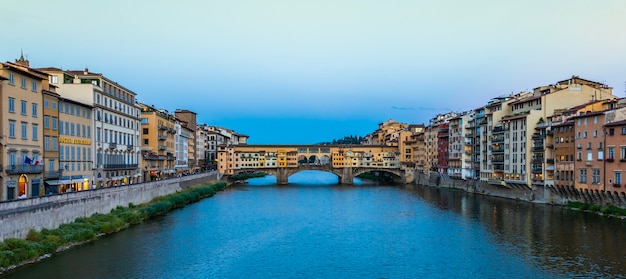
xmin=340 ymin=167 xmax=354 ymax=185
xmin=276 ymin=168 xmax=289 ymax=185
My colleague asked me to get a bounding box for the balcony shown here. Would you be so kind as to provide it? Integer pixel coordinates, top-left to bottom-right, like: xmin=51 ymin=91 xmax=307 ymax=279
xmin=103 ymin=164 xmax=139 ymax=170
xmin=492 ymin=127 xmax=508 ymax=134
xmin=532 ymin=146 xmax=544 ymax=151
xmin=5 ymin=165 xmax=43 ymax=174
xmin=613 ymin=184 xmax=621 ymax=188
xmin=127 ymin=144 xmax=134 ymax=150
xmin=158 ymin=135 xmax=167 ymax=141
xmin=606 ymin=158 xmax=614 ymax=162
xmin=167 ymin=156 xmax=176 ymax=161
xmin=158 ymin=145 xmax=167 ymax=150
xmin=158 ymin=125 xmax=167 ymax=130
xmin=531 ymin=168 xmax=542 ymax=174
xmin=109 ymin=143 xmax=117 ymax=149
xmin=546 ymin=158 xmax=555 ymax=164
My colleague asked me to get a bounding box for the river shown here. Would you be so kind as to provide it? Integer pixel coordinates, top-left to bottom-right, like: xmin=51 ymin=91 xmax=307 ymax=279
xmin=3 ymin=171 xmax=626 ymax=278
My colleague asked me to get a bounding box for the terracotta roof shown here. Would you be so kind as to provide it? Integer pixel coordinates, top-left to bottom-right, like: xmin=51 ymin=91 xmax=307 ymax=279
xmin=569 ymin=110 xmax=607 ymax=120
xmin=605 ymin=120 xmax=626 ymax=127
xmin=35 ymin=67 xmax=64 ymax=72
xmin=509 ymin=95 xmax=541 ymax=106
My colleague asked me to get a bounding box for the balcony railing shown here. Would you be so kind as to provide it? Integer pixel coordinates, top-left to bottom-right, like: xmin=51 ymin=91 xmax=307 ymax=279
xmin=158 ymin=145 xmax=167 ymax=150
xmin=158 ymin=135 xmax=167 ymax=141
xmin=127 ymin=144 xmax=134 ymax=150
xmin=5 ymin=165 xmax=43 ymax=174
xmin=109 ymin=143 xmax=117 ymax=149
xmin=103 ymin=164 xmax=138 ymax=170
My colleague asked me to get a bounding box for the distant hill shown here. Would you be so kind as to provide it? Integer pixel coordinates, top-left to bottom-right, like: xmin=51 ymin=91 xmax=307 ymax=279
xmin=317 ymin=135 xmax=363 ymax=145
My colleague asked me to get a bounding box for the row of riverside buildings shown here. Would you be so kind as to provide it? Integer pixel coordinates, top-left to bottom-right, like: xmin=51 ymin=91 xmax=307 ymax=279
xmin=363 ymin=76 xmax=626 ymax=196
xmin=0 ymin=55 xmax=247 ymax=200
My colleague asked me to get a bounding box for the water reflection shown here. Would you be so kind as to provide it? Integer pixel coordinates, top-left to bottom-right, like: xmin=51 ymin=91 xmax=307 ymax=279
xmin=406 ymin=185 xmax=626 ymax=277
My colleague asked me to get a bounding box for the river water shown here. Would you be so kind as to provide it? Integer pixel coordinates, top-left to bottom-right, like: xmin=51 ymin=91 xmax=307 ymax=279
xmin=4 ymin=171 xmax=626 ymax=278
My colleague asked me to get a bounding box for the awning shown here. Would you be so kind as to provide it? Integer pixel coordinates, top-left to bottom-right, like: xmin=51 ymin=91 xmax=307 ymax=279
xmin=45 ymin=180 xmax=73 ymax=186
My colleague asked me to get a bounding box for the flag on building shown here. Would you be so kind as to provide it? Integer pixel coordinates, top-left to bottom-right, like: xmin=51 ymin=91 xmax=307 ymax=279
xmin=33 ymin=158 xmax=42 ymax=165
xmin=24 ymin=156 xmax=32 ymax=165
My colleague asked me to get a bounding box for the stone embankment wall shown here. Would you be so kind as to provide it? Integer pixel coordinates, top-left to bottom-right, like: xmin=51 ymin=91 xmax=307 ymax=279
xmin=415 ymin=172 xmax=626 ymax=208
xmin=0 ymin=172 xmax=218 ymax=242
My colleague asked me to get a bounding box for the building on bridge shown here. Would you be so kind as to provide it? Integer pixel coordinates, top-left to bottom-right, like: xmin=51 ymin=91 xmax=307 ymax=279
xmin=218 ymin=145 xmax=411 ymax=184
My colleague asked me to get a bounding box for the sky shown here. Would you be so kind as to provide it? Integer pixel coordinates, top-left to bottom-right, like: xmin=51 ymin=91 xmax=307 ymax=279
xmin=2 ymin=0 xmax=626 ymax=144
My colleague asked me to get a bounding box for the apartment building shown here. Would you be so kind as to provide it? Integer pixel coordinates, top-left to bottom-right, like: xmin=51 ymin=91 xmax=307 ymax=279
xmin=447 ymin=117 xmax=463 ymax=178
xmin=604 ymin=120 xmax=626 ymax=194
xmin=572 ymin=111 xmax=608 ymax=191
xmin=174 ymin=109 xmax=197 ymax=170
xmin=138 ymin=103 xmax=176 ymax=181
xmin=42 ymin=88 xmax=61 ymax=193
xmin=554 ymin=120 xmax=575 ymax=189
xmin=175 ymin=121 xmax=193 ymax=174
xmin=57 ymin=98 xmax=94 ymax=191
xmin=0 ymin=59 xmax=46 ymax=200
xmin=437 ymin=123 xmax=450 ymax=174
xmin=38 ymin=67 xmax=142 ymax=187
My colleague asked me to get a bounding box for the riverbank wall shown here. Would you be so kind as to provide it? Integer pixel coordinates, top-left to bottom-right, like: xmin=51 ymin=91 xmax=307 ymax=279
xmin=0 ymin=172 xmax=218 ymax=242
xmin=414 ymin=172 xmax=626 ymax=208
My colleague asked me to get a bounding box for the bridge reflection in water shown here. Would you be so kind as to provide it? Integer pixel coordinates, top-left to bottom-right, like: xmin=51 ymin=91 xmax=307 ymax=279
xmin=218 ymin=144 xmax=413 ymax=184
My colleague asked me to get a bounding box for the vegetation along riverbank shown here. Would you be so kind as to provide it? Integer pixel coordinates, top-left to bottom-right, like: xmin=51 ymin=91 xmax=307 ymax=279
xmin=0 ymin=181 xmax=227 ymax=275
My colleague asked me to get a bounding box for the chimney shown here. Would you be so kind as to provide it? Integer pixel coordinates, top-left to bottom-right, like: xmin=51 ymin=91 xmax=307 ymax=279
xmin=84 ymin=67 xmax=89 ymax=75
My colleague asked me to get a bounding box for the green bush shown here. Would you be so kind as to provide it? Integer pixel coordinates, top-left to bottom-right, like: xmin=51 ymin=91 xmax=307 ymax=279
xmin=0 ymin=181 xmax=227 ymax=269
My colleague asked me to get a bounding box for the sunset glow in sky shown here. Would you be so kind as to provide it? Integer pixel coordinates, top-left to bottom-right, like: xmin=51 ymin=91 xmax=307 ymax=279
xmin=3 ymin=0 xmax=626 ymax=143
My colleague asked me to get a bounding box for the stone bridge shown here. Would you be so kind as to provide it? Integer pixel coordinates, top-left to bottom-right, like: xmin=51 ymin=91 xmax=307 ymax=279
xmin=217 ymin=144 xmax=413 ymax=185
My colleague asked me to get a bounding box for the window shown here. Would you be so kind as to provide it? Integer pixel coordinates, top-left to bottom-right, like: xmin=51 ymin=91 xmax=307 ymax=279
xmin=622 ymin=127 xmax=626 ymax=135
xmin=609 ymin=147 xmax=615 ymax=159
xmin=592 ymin=169 xmax=600 ymax=184
xmin=45 ymin=136 xmax=50 ymax=151
xmin=21 ymin=122 xmax=27 ymax=139
xmin=44 ymin=116 xmax=50 ymax=129
xmin=52 ymin=117 xmax=57 ymax=130
xmin=593 ymin=130 xmax=597 ymax=138
xmin=587 ymin=151 xmax=592 ymax=161
xmin=52 ymin=137 xmax=58 ymax=151
xmin=21 ymin=101 xmax=27 ymax=115
xmin=8 ymin=73 xmax=14 ymax=85
xmin=31 ymin=81 xmax=37 ymax=92
xmin=32 ymin=124 xmax=38 ymax=140
xmin=60 ymin=146 xmax=64 ymax=160
xmin=51 ymin=75 xmax=58 ymax=84
xmin=143 ymin=139 xmax=149 ymax=145
xmin=580 ymin=169 xmax=587 ymax=183
xmin=21 ymin=77 xmax=26 ymax=89
xmin=616 ymin=172 xmax=622 ymax=185
xmin=52 ymin=101 xmax=57 ymax=110
xmin=143 ymin=128 xmax=149 ymax=134
xmin=44 ymin=99 xmax=49 ymax=108
xmin=583 ymin=131 xmax=587 ymax=138
xmin=8 ymin=98 xmax=15 ymax=112
xmin=9 ymin=121 xmax=15 ymax=138
xmin=32 ymin=103 xmax=37 ymax=117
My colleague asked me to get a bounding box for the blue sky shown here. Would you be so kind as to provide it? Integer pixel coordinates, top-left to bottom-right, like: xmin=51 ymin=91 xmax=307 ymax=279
xmin=3 ymin=0 xmax=626 ymax=143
